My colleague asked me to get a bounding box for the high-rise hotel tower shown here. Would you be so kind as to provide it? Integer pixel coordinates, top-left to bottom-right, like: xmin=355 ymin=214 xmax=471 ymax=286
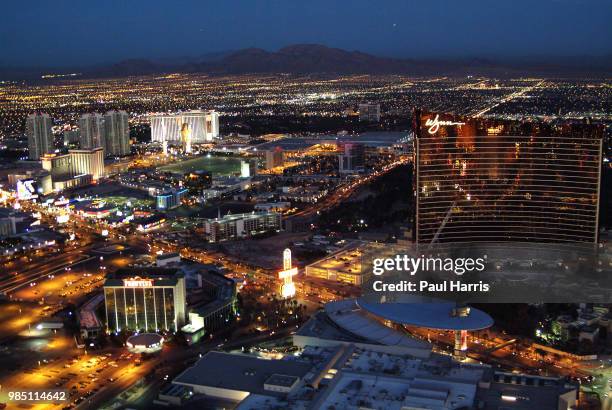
xmin=104 ymin=268 xmax=187 ymax=332
xmin=79 ymin=113 xmax=105 ymax=150
xmin=150 ymin=110 xmax=219 ymax=144
xmin=26 ymin=113 xmax=54 ymax=160
xmin=103 ymin=110 xmax=130 ymax=157
xmin=414 ymin=110 xmax=603 ymax=244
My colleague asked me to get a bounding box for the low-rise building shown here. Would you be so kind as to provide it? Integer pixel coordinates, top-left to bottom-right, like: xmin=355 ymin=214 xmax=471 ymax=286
xmin=8 ymin=169 xmax=53 ymax=197
xmin=182 ymin=270 xmax=237 ymax=344
xmin=204 ymin=211 xmax=281 ymax=242
xmin=156 ymin=188 xmax=187 ymax=210
xmin=74 ymin=200 xmax=118 ymax=219
xmin=134 ymin=214 xmax=167 ymax=232
xmin=279 ymin=186 xmax=328 ymax=203
xmin=0 ymin=229 xmax=66 ymax=256
xmin=0 ymin=208 xmax=31 ymax=238
xmin=254 ymin=202 xmax=291 ymax=213
xmin=305 ymin=246 xmax=365 ymax=285
xmin=172 ymin=351 xmax=313 ymax=402
xmin=164 ymin=343 xmax=577 ymax=410
xmin=78 ymin=293 xmax=104 ymax=339
xmin=156 ymin=252 xmax=181 ymax=267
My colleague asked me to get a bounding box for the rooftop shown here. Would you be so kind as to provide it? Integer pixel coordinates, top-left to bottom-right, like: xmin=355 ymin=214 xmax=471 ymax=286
xmin=357 ymin=298 xmax=494 ymax=331
xmin=104 ymin=267 xmax=184 ymax=287
xmin=173 ymin=351 xmax=313 ymax=396
xmin=126 ymin=333 xmax=163 ymax=347
xmin=476 ymin=372 xmax=576 ymax=409
xmin=78 ymin=293 xmax=104 ymax=330
xmin=157 ymin=252 xmax=180 ymax=261
xmin=78 ymin=310 xmax=102 ymax=330
xmin=207 ymin=211 xmax=279 ymax=223
xmin=315 ymin=371 xmax=479 ymax=410
xmin=265 ymin=374 xmax=300 ymax=388
xmin=134 ymin=213 xmax=167 ymax=225
xmin=322 ymin=299 xmax=432 ymax=351
xmin=306 ymin=246 xmax=363 ymax=277
xmin=170 ymin=344 xmax=577 ymax=410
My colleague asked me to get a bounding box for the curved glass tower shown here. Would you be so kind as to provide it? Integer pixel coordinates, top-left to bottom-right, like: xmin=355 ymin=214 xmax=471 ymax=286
xmin=414 ymin=111 xmax=603 ymax=244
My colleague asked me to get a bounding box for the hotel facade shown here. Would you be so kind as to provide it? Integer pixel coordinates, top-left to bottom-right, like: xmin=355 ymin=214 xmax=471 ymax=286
xmin=150 ymin=110 xmax=219 ymax=144
xmin=204 ymin=211 xmax=282 ymax=242
xmin=103 ymin=268 xmax=187 ymax=333
xmin=414 ymin=110 xmax=604 ymax=244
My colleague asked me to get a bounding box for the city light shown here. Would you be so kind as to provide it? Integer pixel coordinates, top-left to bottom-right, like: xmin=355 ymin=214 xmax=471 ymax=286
xmin=0 ymin=7 xmax=608 ymax=409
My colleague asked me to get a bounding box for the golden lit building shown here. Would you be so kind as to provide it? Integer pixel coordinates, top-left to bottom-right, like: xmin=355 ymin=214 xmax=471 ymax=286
xmin=40 ymin=148 xmax=105 ymax=192
xmin=69 ymin=148 xmax=105 ymax=180
xmin=104 ymin=268 xmax=187 ymax=333
xmin=150 ymin=110 xmax=219 ymax=144
xmin=305 ymin=247 xmax=364 ymax=285
xmin=414 ymin=110 xmax=604 ymax=243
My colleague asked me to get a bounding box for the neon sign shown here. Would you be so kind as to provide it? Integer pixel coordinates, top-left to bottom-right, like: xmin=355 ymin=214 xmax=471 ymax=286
xmin=425 ymin=114 xmax=465 ymax=135
xmin=279 ymin=249 xmax=297 ymax=298
xmin=16 ymin=179 xmax=38 ymax=200
xmin=123 ymin=278 xmax=153 ymax=288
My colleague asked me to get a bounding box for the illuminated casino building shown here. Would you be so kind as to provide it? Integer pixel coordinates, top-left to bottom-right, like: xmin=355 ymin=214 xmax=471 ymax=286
xmin=40 ymin=148 xmax=105 ymax=192
xmin=103 ymin=268 xmax=187 ymax=333
xmin=150 ymin=110 xmax=219 ymax=144
xmin=413 ymin=110 xmax=604 ymax=244
xmin=68 ymin=148 xmax=105 ymax=181
xmin=156 ymin=188 xmax=188 ymax=210
xmin=295 ymin=298 xmax=493 ymax=360
xmin=134 ymin=214 xmax=167 ymax=232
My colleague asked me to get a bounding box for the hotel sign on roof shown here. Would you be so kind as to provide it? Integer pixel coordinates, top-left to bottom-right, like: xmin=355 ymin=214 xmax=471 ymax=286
xmin=123 ymin=278 xmax=154 ymax=288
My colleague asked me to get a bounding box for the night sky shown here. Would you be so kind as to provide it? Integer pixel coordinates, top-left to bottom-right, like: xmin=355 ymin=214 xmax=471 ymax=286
xmin=1 ymin=0 xmax=610 ymax=67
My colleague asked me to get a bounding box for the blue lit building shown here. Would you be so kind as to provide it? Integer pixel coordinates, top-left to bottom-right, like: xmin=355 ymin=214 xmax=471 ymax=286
xmin=156 ymin=188 xmax=188 ymax=210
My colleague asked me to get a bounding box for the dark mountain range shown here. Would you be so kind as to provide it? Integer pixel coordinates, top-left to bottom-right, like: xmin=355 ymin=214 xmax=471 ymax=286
xmin=2 ymin=44 xmax=611 ymax=80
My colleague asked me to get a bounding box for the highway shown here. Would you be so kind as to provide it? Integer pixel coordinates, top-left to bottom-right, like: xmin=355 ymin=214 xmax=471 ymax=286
xmin=0 ymin=253 xmax=95 ymax=295
xmin=290 ymin=159 xmax=406 ymax=220
xmin=406 ymin=325 xmax=592 ymax=381
xmin=471 ymin=80 xmax=545 ymax=118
